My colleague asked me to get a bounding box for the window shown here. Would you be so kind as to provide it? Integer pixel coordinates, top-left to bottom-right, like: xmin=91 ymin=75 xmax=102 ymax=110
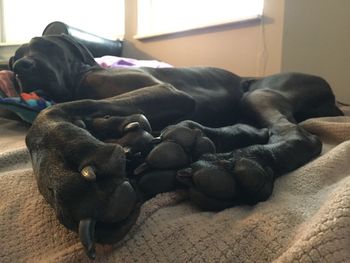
xmin=136 ymin=0 xmax=264 ymax=39
xmin=0 ymin=0 xmax=124 ymax=44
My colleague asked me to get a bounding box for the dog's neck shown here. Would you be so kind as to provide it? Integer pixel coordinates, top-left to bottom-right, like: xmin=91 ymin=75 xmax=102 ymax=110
xmin=72 ymin=64 xmax=102 ymax=100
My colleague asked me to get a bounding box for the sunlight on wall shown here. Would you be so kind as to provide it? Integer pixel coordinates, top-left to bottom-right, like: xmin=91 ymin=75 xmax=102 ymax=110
xmin=2 ymin=0 xmax=124 ymax=43
xmin=137 ymin=0 xmax=264 ymax=38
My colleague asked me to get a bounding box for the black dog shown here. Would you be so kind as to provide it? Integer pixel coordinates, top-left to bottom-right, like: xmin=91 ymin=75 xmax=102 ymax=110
xmin=10 ymin=35 xmax=342 ymax=258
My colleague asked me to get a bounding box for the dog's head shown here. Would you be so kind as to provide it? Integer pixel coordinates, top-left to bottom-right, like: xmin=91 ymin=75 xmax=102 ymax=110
xmin=9 ymin=34 xmax=98 ymax=102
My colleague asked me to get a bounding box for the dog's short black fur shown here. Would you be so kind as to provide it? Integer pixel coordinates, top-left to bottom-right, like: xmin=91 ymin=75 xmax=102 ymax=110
xmin=10 ymin=35 xmax=342 ymax=258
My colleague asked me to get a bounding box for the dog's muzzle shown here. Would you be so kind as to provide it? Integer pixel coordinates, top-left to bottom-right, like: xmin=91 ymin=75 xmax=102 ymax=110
xmin=12 ymin=58 xmax=37 ymax=94
xmin=13 ymin=57 xmax=36 ymax=74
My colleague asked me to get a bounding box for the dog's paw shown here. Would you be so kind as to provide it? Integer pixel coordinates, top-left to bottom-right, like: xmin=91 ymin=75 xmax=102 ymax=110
xmin=177 ymin=155 xmax=274 ymax=210
xmin=134 ymin=125 xmax=216 ymax=174
xmin=170 ymin=120 xmax=269 ymax=152
xmin=26 ymin=113 xmax=155 ymax=257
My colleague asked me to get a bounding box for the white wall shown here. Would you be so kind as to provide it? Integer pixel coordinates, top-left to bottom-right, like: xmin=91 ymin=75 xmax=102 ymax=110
xmin=282 ymin=0 xmax=350 ymax=103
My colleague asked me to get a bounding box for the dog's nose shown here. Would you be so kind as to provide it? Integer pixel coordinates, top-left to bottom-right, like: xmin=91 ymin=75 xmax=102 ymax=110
xmin=13 ymin=58 xmax=36 ymax=73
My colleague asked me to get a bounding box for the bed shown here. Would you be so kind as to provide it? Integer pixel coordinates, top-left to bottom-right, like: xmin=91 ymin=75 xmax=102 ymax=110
xmin=0 ymin=27 xmax=349 ymax=262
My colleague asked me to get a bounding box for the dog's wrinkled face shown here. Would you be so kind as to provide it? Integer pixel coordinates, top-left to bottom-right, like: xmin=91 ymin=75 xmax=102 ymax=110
xmin=9 ymin=35 xmax=97 ymax=102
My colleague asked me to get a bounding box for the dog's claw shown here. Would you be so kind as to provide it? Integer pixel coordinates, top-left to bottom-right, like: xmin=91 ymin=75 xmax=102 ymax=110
xmin=177 ymin=167 xmax=193 ymax=178
xmin=79 ymin=218 xmax=97 ymax=260
xmin=124 ymin=122 xmax=140 ymax=133
xmin=74 ymin=119 xmax=86 ymax=129
xmin=134 ymin=162 xmax=149 ymax=175
xmin=123 ymin=147 xmax=142 ymax=158
xmin=123 ymin=146 xmax=132 ymax=156
xmin=15 ymin=74 xmax=24 ymax=93
xmin=133 ymin=152 xmax=142 ymax=157
xmin=176 ymin=167 xmax=194 ymax=186
xmin=80 ymin=166 xmax=96 ymax=182
xmin=151 ymin=137 xmax=162 ymax=144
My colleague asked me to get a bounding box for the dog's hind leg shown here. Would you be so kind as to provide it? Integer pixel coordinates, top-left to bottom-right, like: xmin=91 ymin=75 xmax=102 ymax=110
xmin=182 ymin=75 xmax=339 ymax=210
xmin=239 ymin=87 xmax=324 ymax=174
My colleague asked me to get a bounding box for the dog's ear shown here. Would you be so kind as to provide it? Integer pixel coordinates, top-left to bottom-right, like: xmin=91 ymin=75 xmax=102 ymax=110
xmin=58 ymin=34 xmax=98 ymax=66
xmin=8 ymin=56 xmax=15 ymax=70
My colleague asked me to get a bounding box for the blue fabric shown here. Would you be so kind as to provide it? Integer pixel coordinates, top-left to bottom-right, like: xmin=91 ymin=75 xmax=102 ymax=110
xmin=0 ymin=94 xmax=54 ymax=123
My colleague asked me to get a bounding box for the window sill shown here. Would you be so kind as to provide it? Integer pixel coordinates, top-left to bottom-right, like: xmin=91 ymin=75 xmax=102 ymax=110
xmin=134 ymin=14 xmax=262 ymax=40
xmin=0 ymin=43 xmax=22 ymax=64
xmin=0 ymin=61 xmax=9 ymax=70
xmin=0 ymin=42 xmax=24 ymax=47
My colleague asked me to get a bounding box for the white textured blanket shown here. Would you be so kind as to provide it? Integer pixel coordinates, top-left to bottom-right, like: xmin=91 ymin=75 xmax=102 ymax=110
xmin=0 ymin=114 xmax=349 ymax=263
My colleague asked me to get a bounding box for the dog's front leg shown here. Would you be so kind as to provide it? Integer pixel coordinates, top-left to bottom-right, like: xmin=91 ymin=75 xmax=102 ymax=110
xmin=25 ymin=84 xmax=195 ymax=258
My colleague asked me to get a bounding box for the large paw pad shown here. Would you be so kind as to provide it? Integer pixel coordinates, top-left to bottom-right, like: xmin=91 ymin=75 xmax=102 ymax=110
xmin=177 ymin=156 xmax=275 ymax=210
xmin=135 ymin=125 xmax=216 ymax=174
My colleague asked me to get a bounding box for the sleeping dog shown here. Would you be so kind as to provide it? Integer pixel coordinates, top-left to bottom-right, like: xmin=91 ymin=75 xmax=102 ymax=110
xmin=10 ymin=34 xmax=342 ymax=258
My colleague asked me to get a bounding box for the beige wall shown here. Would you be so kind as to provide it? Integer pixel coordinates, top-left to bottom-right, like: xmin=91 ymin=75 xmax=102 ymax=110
xmin=123 ymin=0 xmax=285 ymax=77
xmin=123 ymin=0 xmax=349 ymax=102
xmin=281 ymin=0 xmax=350 ymax=103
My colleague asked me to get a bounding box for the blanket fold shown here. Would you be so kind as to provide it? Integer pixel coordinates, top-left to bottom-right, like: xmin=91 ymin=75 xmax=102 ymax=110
xmin=0 ymin=116 xmax=349 ymax=262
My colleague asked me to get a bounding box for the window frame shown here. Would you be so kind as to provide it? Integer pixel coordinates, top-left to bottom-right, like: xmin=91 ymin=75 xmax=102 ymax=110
xmin=0 ymin=0 xmax=5 ymax=43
